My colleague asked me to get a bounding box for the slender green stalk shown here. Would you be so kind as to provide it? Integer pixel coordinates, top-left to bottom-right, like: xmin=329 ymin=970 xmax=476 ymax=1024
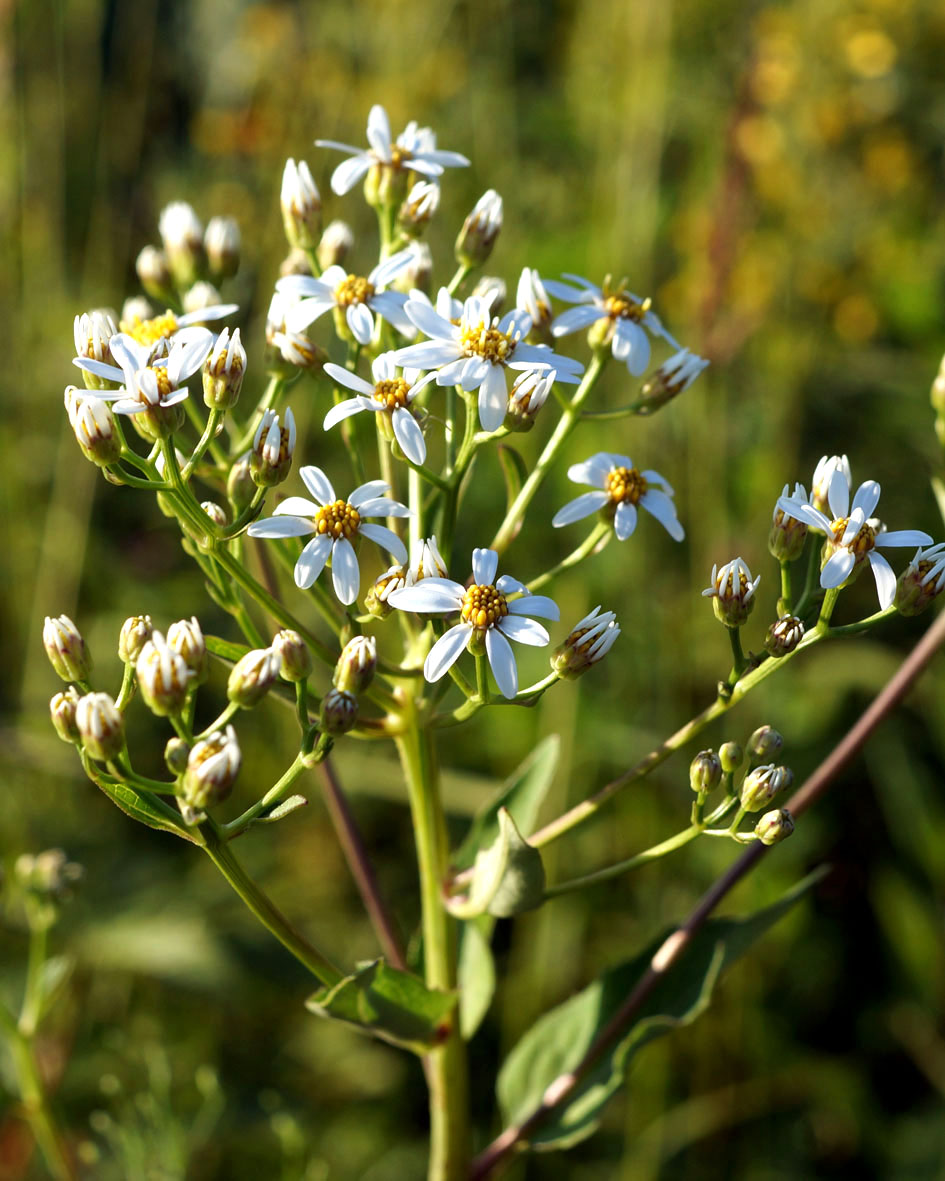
xmin=446 ymin=263 xmax=472 ymax=295
xmin=222 ymin=756 xmax=309 ymax=838
xmin=727 ymin=626 xmax=747 ymax=681
xmin=528 ymin=523 xmax=611 ymax=592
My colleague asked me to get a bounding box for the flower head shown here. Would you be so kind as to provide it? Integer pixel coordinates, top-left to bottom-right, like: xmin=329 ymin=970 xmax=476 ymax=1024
xmin=265 ymin=293 xmax=325 ymax=371
xmin=246 ymin=466 xmax=410 ymax=605
xmin=64 ymin=386 xmax=121 ymax=466
xmin=552 ymin=452 xmax=684 ymax=541
xmin=204 ymin=215 xmax=241 ymax=280
xmin=702 ymin=558 xmax=761 ymax=627
xmin=551 ymin=606 xmax=621 ymax=678
xmin=323 ymin=353 xmax=434 ymax=465
xmin=895 ymin=543 xmax=945 ymax=616
xmin=250 ymin=408 xmax=296 ymax=487
xmin=182 ymin=725 xmax=241 ymax=812
xmin=389 ymin=548 xmax=559 ymax=699
xmin=455 ymin=190 xmax=503 ymax=265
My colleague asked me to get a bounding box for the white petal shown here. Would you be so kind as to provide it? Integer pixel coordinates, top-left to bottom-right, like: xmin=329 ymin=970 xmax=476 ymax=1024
xmin=347 ymin=302 xmax=375 ymax=346
xmin=485 ymin=628 xmax=517 ymax=699
xmin=877 ymin=529 xmax=934 ymax=548
xmin=425 ymin=624 xmax=472 ymax=682
xmin=827 ymin=468 xmax=851 ymax=518
xmin=507 ymin=595 xmax=559 ymax=621
xmin=498 ymin=616 xmax=550 ymax=646
xmin=393 ymin=341 xmax=462 ymax=369
xmin=405 ymin=299 xmax=456 ymax=340
xmin=821 ymin=549 xmax=856 ymax=589
xmin=552 ymin=491 xmax=609 ymax=528
xmin=392 ymin=407 xmax=427 ymax=465
xmin=324 ymin=398 xmax=373 ymax=430
xmin=285 ymin=295 xmax=335 ymax=333
xmin=323 ymin=363 xmax=375 ymax=396
xmin=349 ymin=480 xmax=390 ymax=507
xmin=370 ymin=290 xmax=413 ymax=334
xmin=641 ymin=489 xmax=685 ymax=540
xmin=366 ymin=104 xmax=392 ymax=159
xmin=614 ymin=500 xmax=638 ymax=541
xmin=72 ymin=357 xmax=124 ymax=382
xmin=460 ymin=356 xmax=490 ymax=390
xmin=295 ymin=535 xmax=332 ymax=588
xmin=330 ymin=154 xmax=373 ymax=196
xmin=868 ymin=552 xmax=896 ymax=609
xmin=496 ymin=575 xmax=527 ymax=595
xmin=247 ymin=515 xmax=314 ymax=539
xmin=851 ymin=480 xmax=881 ymax=520
xmin=477 ymin=364 xmax=508 ymax=431
xmin=356 ymin=496 xmax=411 ymax=518
xmin=359 ymin=523 xmax=408 ymax=564
xmin=567 ymin=453 xmax=625 ymax=487
xmin=612 ymin=320 xmax=650 ymax=375
xmin=330 ymin=537 xmax=360 ymax=603
xmin=551 ymin=305 xmax=602 ymax=336
xmin=390 ymin=580 xmax=465 ymax=613
xmin=300 ymin=466 xmax=336 ymax=505
xmin=272 ymin=496 xmax=319 ymax=518
xmin=472 ymin=548 xmax=498 ymax=585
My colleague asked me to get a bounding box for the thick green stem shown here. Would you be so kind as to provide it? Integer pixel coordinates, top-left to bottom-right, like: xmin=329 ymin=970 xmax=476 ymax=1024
xmin=396 ymin=712 xmax=469 ymax=1181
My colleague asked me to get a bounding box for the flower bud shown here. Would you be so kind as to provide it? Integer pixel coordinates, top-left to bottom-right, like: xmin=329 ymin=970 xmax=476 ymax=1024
xmin=165 ymin=736 xmax=191 ymax=776
xmin=281 ymin=158 xmax=321 ymax=251
xmin=74 ymin=309 xmax=118 ymax=368
xmin=317 ymin=220 xmax=354 ymax=271
xmin=166 ymin=616 xmax=208 ymax=684
xmin=118 ymin=615 xmax=154 ymax=664
xmin=43 ymin=614 xmax=92 ymax=683
xmin=181 ymin=725 xmax=241 ymax=812
xmin=203 ymin=326 xmax=246 ymax=411
xmin=251 ymin=408 xmax=296 ymax=487
xmin=810 ymin=455 xmax=850 ymax=517
xmin=136 ymin=245 xmax=174 ymax=302
xmin=121 ymin=295 xmax=155 ymax=327
xmin=719 ymin=741 xmax=744 ymax=773
xmin=895 ymin=544 xmax=945 ymax=617
xmin=690 ymin=750 xmax=722 ymax=794
xmin=768 ymin=483 xmax=809 ymax=561
xmin=75 ymin=692 xmax=125 ymax=761
xmin=204 ymin=216 xmax=240 ymax=280
xmin=472 ymin=275 xmax=506 ymax=317
xmin=365 ymin=563 xmax=407 ymax=618
xmin=638 ymin=349 xmax=709 ymax=412
xmin=136 ymin=631 xmax=195 ymax=716
xmin=754 ymin=808 xmax=795 ymax=845
xmin=764 ymin=615 xmax=805 ymax=658
xmin=227 ymin=647 xmax=281 ymax=708
xmin=320 ymin=688 xmax=359 ymax=735
xmin=702 ymin=558 xmax=760 ymax=628
xmin=182 ymin=281 xmax=223 ymax=317
xmin=273 ymin=629 xmax=312 ymax=682
xmin=506 ymin=370 xmax=554 ymax=433
xmin=16 ymin=849 xmax=82 ymax=901
xmin=455 ymin=190 xmax=503 ymax=266
xmin=158 ymin=201 xmax=205 ymax=289
xmin=279 ymin=248 xmax=313 ymax=278
xmin=747 ymin=725 xmax=783 ymax=764
xmin=551 ymin=606 xmax=620 ymax=678
xmin=398 ymin=181 xmax=439 ymax=238
xmin=64 ymin=386 xmax=122 ymax=466
xmin=333 ymin=636 xmax=377 ymax=695
xmin=227 ymin=452 xmax=256 ymax=512
xmin=201 ymin=501 xmax=228 ymax=528
xmin=516 ymin=268 xmax=553 ymax=344
xmin=50 ymin=687 xmax=81 ymax=743
xmin=392 ymin=240 xmax=432 ymax=296
xmin=740 ymin=764 xmax=793 ymax=812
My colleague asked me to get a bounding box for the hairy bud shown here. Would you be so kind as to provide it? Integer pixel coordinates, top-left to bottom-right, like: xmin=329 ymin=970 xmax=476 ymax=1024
xmin=43 ymin=614 xmax=92 ymax=683
xmin=754 ymin=808 xmax=795 ymax=846
xmin=76 ymin=692 xmax=124 ymax=762
xmin=690 ymin=750 xmax=722 ymax=794
xmin=333 ymin=636 xmax=377 ymax=695
xmin=228 ymin=647 xmax=281 ymax=708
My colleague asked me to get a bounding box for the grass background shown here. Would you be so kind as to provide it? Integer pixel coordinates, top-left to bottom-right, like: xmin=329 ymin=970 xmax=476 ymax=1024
xmin=3 ymin=0 xmax=945 ymax=1176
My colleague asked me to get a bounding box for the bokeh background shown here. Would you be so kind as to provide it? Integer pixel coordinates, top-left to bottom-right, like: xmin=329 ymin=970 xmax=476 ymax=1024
xmin=4 ymin=0 xmax=945 ymax=1176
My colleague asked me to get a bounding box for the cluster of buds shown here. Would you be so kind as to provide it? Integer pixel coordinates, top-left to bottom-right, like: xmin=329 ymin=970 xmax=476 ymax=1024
xmin=14 ymin=849 xmax=83 ymax=920
xmin=688 ymin=726 xmax=794 ymax=845
xmin=153 ymin=202 xmax=241 ymax=293
xmin=319 ymin=636 xmax=378 ymax=737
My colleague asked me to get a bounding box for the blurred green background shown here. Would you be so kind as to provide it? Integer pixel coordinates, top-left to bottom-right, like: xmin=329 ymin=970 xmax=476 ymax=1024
xmin=4 ymin=0 xmax=945 ymax=1176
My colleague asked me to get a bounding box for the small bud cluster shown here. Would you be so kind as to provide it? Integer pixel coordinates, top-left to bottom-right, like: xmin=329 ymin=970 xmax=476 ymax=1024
xmin=687 ymin=725 xmax=794 ymax=845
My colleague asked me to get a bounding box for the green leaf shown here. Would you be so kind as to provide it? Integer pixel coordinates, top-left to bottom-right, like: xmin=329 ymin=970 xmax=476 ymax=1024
xmin=38 ymin=954 xmax=74 ymax=1019
xmin=454 ymin=734 xmax=559 ymax=871
xmin=458 ymin=918 xmax=496 ymax=1040
xmin=496 ymin=867 xmax=827 ymax=1152
xmin=447 ymin=809 xmax=545 ymax=919
xmin=259 ymin=795 xmax=308 ymax=822
xmin=204 ymin=635 xmax=250 ymax=665
xmin=306 ymin=959 xmax=457 ymax=1055
xmin=103 ymin=781 xmax=199 ymax=844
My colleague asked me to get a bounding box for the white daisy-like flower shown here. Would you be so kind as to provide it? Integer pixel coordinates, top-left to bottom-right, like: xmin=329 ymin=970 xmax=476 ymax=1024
xmin=545 ymin=273 xmax=680 ymax=376
xmin=246 ymin=466 xmax=410 ymax=605
xmin=265 ymin=293 xmax=322 ymax=369
xmin=552 ymin=452 xmax=684 ymax=541
xmin=73 ymin=328 xmax=213 ymax=416
xmin=777 ymin=469 xmax=932 ymax=609
xmin=323 ymin=353 xmax=435 ymax=465
xmin=809 ymin=454 xmax=851 ymax=516
xmin=275 ymin=250 xmax=414 ymax=345
xmin=642 ymin=348 xmax=710 ymax=399
xmin=391 ymin=294 xmax=584 ymax=432
xmin=389 ymin=548 xmax=559 ymax=699
xmin=370 ymin=536 xmax=449 ymax=610
xmin=316 ymin=104 xmax=469 ymax=196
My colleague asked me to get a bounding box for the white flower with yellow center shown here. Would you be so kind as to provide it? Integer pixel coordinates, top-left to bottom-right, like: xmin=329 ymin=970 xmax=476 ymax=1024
xmin=546 ymin=273 xmax=680 ymax=376
xmin=388 ymin=548 xmax=559 ymax=699
xmin=777 ymin=469 xmax=932 ymax=608
xmin=322 ymin=353 xmax=434 ymax=465
xmin=73 ymin=328 xmax=213 ymax=416
xmin=391 ymin=294 xmax=584 ymax=432
xmin=275 ymin=251 xmax=415 ymax=345
xmin=552 ymin=452 xmax=684 ymax=541
xmin=316 ymin=104 xmax=469 ymax=196
xmin=246 ymin=466 xmax=410 ymax=604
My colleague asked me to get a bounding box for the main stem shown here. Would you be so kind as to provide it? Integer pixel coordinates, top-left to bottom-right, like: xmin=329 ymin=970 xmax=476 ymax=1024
xmin=396 ymin=705 xmax=469 ymax=1181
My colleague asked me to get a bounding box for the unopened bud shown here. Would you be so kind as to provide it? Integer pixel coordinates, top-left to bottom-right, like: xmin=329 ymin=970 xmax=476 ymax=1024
xmin=50 ymin=687 xmax=81 ymax=743
xmin=506 ymin=370 xmax=554 ymax=432
xmin=895 ymin=544 xmax=945 ymax=617
xmin=136 ymin=631 xmax=194 ymax=716
xmin=810 ymin=455 xmax=850 ymax=516
xmin=281 ymin=159 xmax=321 ymax=251
xmin=516 ymin=268 xmax=553 ymax=344
xmin=392 ymin=241 xmax=432 ymax=296
xmin=204 ymin=216 xmax=240 ymax=280
xmin=121 ymin=295 xmax=155 ymax=327
xmin=754 ymin=808 xmax=795 ymax=845
xmin=472 ymin=275 xmax=506 ymax=316
xmin=273 ymin=629 xmax=312 ymax=682
xmin=166 ymin=616 xmax=208 ymax=684
xmin=182 ymin=281 xmax=223 ymax=317
xmin=43 ymin=614 xmax=92 ymax=683
xmin=228 ymin=647 xmax=281 ymax=708
xmin=251 ymin=408 xmax=296 ymax=487
xmin=317 ymin=220 xmax=354 ymax=271
xmin=747 ymin=725 xmax=783 ymax=764
xmin=398 ymin=181 xmax=439 ymax=237
xmin=455 ymin=190 xmax=503 ymax=266
xmin=365 ymin=564 xmax=407 ymax=618
xmin=119 ymin=615 xmax=154 ymax=664
xmin=768 ymin=483 xmax=809 ymax=561
xmin=764 ymin=615 xmax=805 ymax=658
xmin=639 ymin=349 xmax=709 ymax=412
xmin=136 ymin=245 xmax=173 ymax=302
xmin=76 ymin=692 xmax=124 ymax=761
xmin=73 ymin=309 xmax=119 ymax=368
xmin=201 ymin=501 xmax=228 ymax=528
xmin=320 ymin=688 xmax=359 ymax=735
xmin=64 ymin=386 xmax=122 ymax=467
xmin=333 ymin=636 xmax=377 ymax=695
xmin=740 ymin=764 xmax=793 ymax=812
xmin=719 ymin=741 xmax=744 ymax=773
xmin=227 ymin=452 xmax=256 ymax=511
xmin=158 ymin=201 xmax=205 ymax=289
xmin=690 ymin=750 xmax=722 ymax=794
xmin=203 ymin=326 xmax=246 ymax=410
xmin=702 ymin=558 xmax=760 ymax=628
xmin=551 ymin=606 xmax=620 ymax=678
xmin=181 ymin=725 xmax=241 ymax=812
xmin=165 ymin=736 xmax=191 ymax=776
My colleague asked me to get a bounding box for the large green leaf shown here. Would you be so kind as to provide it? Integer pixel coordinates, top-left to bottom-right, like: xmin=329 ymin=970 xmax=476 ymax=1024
xmin=458 ymin=917 xmax=497 ymax=1040
xmin=447 ymin=809 xmax=545 ymax=919
xmin=306 ymin=959 xmax=457 ymax=1055
xmin=496 ymin=867 xmax=826 ymax=1152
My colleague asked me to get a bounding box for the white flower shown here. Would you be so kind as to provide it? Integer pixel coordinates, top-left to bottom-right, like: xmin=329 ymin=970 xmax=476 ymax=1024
xmin=316 ymin=104 xmax=469 ymax=196
xmin=370 ymin=536 xmax=449 ymax=608
xmin=702 ymin=557 xmax=761 ymax=627
xmin=777 ymin=469 xmax=932 ymax=609
xmin=323 ymin=353 xmax=435 ymax=465
xmin=265 ymin=293 xmax=321 ymax=369
xmin=73 ymin=329 xmax=213 ymax=416
xmin=73 ymin=310 xmax=118 ymax=363
xmin=552 ymin=452 xmax=684 ymax=541
xmin=516 ymin=267 xmax=553 ymax=338
xmin=275 ymin=250 xmax=415 ymax=345
xmin=391 ymin=294 xmax=584 ymax=432
xmin=546 ymin=273 xmax=680 ymax=376
xmin=389 ymin=548 xmax=559 ymax=699
xmin=246 ymin=466 xmax=410 ymax=604
xmin=810 ymin=454 xmax=851 ymax=515
xmin=644 ymin=348 xmax=710 ymax=396
xmin=158 ymin=201 xmax=203 ymax=252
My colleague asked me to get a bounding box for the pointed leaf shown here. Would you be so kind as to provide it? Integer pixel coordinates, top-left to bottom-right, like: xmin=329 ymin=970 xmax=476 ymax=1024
xmin=306 ymin=959 xmax=456 ymax=1054
xmin=259 ymin=795 xmax=308 ymax=822
xmin=496 ymin=867 xmax=827 ymax=1152
xmin=103 ymin=781 xmax=199 ymax=844
xmin=458 ymin=917 xmax=497 ymax=1040
xmin=447 ymin=809 xmax=545 ymax=919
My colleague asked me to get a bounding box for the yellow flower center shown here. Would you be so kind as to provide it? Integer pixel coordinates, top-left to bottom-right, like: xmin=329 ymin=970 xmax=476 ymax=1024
xmin=335 ymin=275 xmax=375 ymax=306
xmin=137 ymin=366 xmax=173 ymax=402
xmin=719 ymin=570 xmax=752 ymax=601
xmin=209 ymin=348 xmax=242 ymax=378
xmin=389 ymin=146 xmax=411 ymax=170
xmin=603 ymin=293 xmax=651 ymax=322
xmin=830 ymin=517 xmax=877 ymax=557
xmin=460 ymin=584 xmax=508 ymax=631
xmin=373 ymin=378 xmax=411 ymax=410
xmin=121 ymin=311 xmax=180 ymax=345
xmin=604 ymin=465 xmax=648 ymax=505
xmin=460 ymin=319 xmax=515 ymax=364
xmin=314 ymin=500 xmax=361 ymax=541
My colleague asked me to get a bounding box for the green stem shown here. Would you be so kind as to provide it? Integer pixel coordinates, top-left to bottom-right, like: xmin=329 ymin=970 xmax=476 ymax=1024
xmin=202 ymin=822 xmax=342 ymax=985
xmin=446 ymin=263 xmax=472 ymax=296
xmin=528 ymin=523 xmax=611 ymax=592
xmin=474 ymin=653 xmax=490 ymax=704
xmin=182 ymin=408 xmax=224 ymax=480
xmin=222 ymin=756 xmax=309 ymax=838
xmin=778 ymin=560 xmax=793 ymax=616
xmin=817 ymin=587 xmax=841 ymax=632
xmin=727 ymin=626 xmax=747 ymax=681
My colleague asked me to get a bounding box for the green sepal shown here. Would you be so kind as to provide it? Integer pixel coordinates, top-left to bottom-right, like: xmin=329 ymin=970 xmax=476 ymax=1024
xmin=306 ymin=959 xmax=457 ymax=1055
